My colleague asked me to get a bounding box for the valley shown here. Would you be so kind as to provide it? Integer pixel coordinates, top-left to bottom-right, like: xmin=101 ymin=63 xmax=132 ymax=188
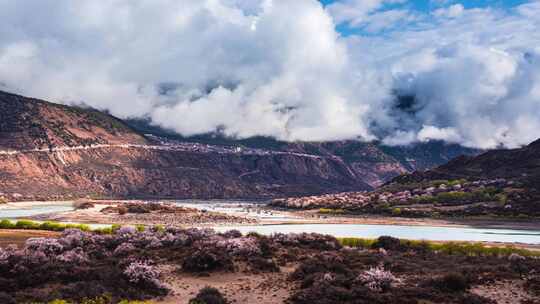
xmin=0 ymin=90 xmax=539 ymax=304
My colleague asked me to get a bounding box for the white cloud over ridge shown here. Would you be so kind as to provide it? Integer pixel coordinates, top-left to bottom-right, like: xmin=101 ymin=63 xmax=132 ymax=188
xmin=0 ymin=0 xmax=539 ymax=149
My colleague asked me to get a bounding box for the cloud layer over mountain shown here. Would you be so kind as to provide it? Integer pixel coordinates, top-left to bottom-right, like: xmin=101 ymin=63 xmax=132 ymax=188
xmin=0 ymin=0 xmax=539 ymax=148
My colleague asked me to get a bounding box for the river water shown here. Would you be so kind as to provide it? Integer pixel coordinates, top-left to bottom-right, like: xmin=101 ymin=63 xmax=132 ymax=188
xmin=215 ymin=224 xmax=540 ymax=244
xmin=0 ymin=202 xmax=75 ymax=219
xmin=1 ymin=201 xmax=540 ymax=244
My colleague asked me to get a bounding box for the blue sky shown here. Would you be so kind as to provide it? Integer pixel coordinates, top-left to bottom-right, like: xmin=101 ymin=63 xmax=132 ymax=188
xmin=320 ymin=0 xmax=531 ymax=36
xmin=320 ymin=0 xmax=529 ymax=10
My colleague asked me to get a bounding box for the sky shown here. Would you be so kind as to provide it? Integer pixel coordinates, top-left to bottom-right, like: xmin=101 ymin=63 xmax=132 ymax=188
xmin=0 ymin=0 xmax=539 ymax=149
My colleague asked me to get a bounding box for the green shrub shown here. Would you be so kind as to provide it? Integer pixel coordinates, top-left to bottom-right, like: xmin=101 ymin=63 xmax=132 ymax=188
xmin=435 ymin=191 xmax=473 ymax=203
xmin=111 ymin=224 xmax=121 ymax=233
xmin=411 ymin=195 xmax=437 ymax=204
xmin=15 ymin=220 xmax=40 ymax=229
xmin=484 ymin=186 xmax=500 ymax=195
xmin=378 ymin=202 xmax=391 ymax=210
xmin=448 ymin=179 xmax=467 ymax=186
xmin=495 ymin=193 xmax=508 ymax=206
xmin=391 ymin=208 xmax=402 ymax=216
xmin=0 ymin=219 xmax=97 ymax=233
xmin=65 ymin=223 xmax=91 ymax=231
xmin=0 ymin=219 xmax=15 ymax=229
xmin=318 ymin=208 xmax=345 ymax=215
xmin=135 ymin=224 xmax=146 ymax=232
xmin=48 ymin=300 xmax=70 ymax=304
xmin=94 ymin=227 xmax=113 ymax=234
xmin=339 ymin=237 xmax=376 ymax=249
xmin=39 ymin=221 xmax=65 ymax=231
xmin=337 ymin=238 xmax=540 ymax=258
xmin=153 ymin=225 xmax=165 ymax=232
xmin=430 ymin=180 xmax=449 ymax=187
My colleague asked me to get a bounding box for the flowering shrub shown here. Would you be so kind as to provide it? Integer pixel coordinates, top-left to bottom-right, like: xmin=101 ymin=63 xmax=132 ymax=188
xmin=272 ymin=233 xmax=341 ymax=250
xmin=25 ymin=238 xmax=64 ymax=255
xmin=508 ymin=253 xmax=526 ymax=262
xmin=184 ymin=228 xmax=216 ymax=242
xmin=508 ymin=253 xmax=528 ymax=276
xmin=123 ymin=260 xmax=162 ymax=288
xmin=220 ymin=229 xmax=242 ymax=238
xmin=0 ymin=247 xmax=12 ymax=267
xmin=182 ymin=248 xmax=234 ymax=273
xmin=56 ymin=248 xmax=89 ymax=264
xmin=135 ymin=231 xmax=163 ymax=248
xmin=60 ymin=229 xmax=90 ymax=249
xmin=356 ymin=266 xmax=398 ymax=292
xmin=116 ymin=226 xmax=137 ymax=238
xmin=114 ymin=242 xmax=136 ymax=256
xmin=216 ymin=237 xmax=261 ymax=256
xmin=1 ymin=225 xmax=539 ymax=304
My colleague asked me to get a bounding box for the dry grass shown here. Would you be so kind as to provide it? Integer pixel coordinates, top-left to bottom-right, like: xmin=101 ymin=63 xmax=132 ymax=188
xmin=0 ymin=229 xmax=60 ymax=247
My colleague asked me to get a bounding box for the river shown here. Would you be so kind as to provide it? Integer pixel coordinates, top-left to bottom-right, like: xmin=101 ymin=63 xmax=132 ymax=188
xmin=1 ymin=200 xmax=540 ymax=244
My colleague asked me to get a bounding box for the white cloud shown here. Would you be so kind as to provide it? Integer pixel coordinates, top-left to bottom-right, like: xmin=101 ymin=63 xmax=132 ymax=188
xmin=326 ymin=0 xmax=411 ymax=31
xmin=0 ymin=0 xmax=379 ymax=141
xmin=433 ymin=4 xmax=464 ymax=18
xmin=347 ymin=1 xmax=540 ymax=148
xmin=0 ymin=0 xmax=539 ymax=149
xmin=417 ymin=125 xmax=462 ymax=143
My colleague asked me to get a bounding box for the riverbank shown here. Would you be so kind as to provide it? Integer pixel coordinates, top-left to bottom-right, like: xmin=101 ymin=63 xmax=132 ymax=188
xmin=270 ymin=210 xmax=540 ymax=231
xmin=2 ymin=200 xmax=540 ymax=247
xmin=4 ymin=199 xmax=540 ymax=230
xmin=15 ymin=200 xmax=257 ymax=227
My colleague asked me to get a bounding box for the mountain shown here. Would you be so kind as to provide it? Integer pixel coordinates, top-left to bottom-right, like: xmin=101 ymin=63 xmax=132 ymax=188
xmin=0 ymin=91 xmax=371 ymax=201
xmin=0 ymin=91 xmax=146 ymax=150
xmin=0 ymin=90 xmax=478 ymax=201
xmin=272 ymin=139 xmax=540 ymax=218
xmin=126 ymin=118 xmax=480 ymax=188
xmin=392 ymin=139 xmax=540 ymax=188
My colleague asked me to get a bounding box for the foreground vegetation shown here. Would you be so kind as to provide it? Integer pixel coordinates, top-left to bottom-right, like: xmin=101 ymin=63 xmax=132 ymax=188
xmin=338 ymin=237 xmax=540 ymax=258
xmin=0 ymin=225 xmax=538 ymax=303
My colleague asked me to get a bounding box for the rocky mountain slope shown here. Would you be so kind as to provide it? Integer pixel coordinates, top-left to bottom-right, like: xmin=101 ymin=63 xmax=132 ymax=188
xmin=0 ymin=90 xmax=477 ymax=201
xmin=0 ymin=91 xmax=373 ymax=201
xmin=273 ymin=139 xmax=540 ymax=218
xmin=127 ymin=119 xmax=480 ymax=188
xmin=392 ymin=139 xmax=540 ymax=187
xmin=0 ymin=91 xmax=146 ymax=151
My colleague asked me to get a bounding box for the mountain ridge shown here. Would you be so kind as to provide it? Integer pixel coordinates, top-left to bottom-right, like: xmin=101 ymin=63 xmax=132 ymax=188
xmin=391 ymin=138 xmax=540 ymax=187
xmin=0 ymin=90 xmax=479 ymax=201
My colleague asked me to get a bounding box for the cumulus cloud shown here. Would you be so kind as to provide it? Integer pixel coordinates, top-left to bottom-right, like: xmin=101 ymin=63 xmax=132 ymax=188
xmin=0 ymin=0 xmax=378 ymax=141
xmin=0 ymin=0 xmax=539 ymax=148
xmin=326 ymin=0 xmax=413 ymax=32
xmin=347 ymin=1 xmax=540 ymax=148
xmin=433 ymin=4 xmax=464 ymax=18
